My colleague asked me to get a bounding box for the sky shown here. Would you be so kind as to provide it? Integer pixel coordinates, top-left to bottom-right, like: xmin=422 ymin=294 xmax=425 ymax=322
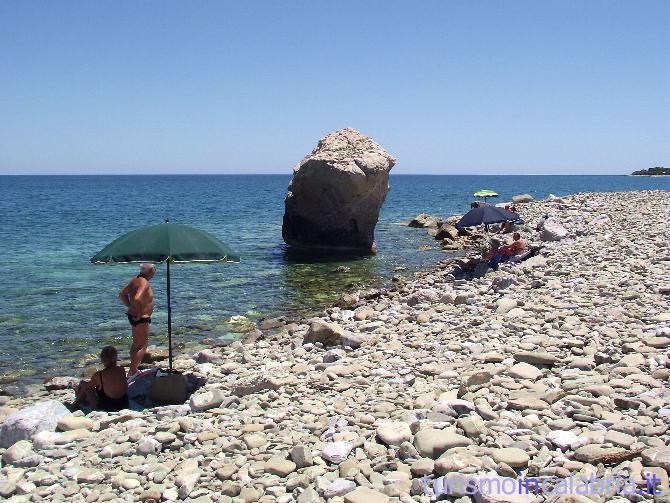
xmin=0 ymin=1 xmax=668 ymax=175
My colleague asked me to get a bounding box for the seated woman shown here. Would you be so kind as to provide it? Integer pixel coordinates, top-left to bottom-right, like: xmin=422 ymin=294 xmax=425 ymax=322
xmin=69 ymin=346 xmax=129 ymax=412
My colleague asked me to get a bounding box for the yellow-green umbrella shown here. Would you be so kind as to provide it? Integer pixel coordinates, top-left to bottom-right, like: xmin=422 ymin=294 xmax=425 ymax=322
xmin=474 ymin=189 xmax=498 ymax=203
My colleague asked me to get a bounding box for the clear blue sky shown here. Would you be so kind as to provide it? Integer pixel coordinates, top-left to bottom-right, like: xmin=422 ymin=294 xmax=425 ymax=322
xmin=1 ymin=1 xmax=668 ymax=174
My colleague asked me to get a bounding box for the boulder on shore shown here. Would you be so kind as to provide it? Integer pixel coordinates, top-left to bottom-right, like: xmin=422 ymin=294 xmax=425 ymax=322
xmin=434 ymin=223 xmax=459 ymax=241
xmin=512 ymin=193 xmax=534 ymax=203
xmin=540 ymin=220 xmax=568 ymax=241
xmin=303 ymin=320 xmax=346 ymax=346
xmin=282 ymin=128 xmax=395 ymax=254
xmin=0 ymin=400 xmax=71 ymax=448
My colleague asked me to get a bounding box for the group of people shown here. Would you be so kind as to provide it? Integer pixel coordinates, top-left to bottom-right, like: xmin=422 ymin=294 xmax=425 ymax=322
xmin=68 ymin=263 xmax=156 ymax=412
xmin=456 ymin=231 xmax=527 ymax=273
xmin=470 ymin=201 xmax=518 ymax=215
xmin=469 ymin=201 xmax=519 ymax=235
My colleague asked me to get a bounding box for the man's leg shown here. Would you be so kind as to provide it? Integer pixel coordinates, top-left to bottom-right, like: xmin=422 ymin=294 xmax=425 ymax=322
xmin=129 ymin=323 xmax=149 ymax=375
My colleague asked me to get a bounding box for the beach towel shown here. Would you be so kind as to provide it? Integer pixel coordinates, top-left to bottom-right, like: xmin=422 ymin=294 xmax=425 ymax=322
xmin=507 ymin=246 xmax=541 ymax=264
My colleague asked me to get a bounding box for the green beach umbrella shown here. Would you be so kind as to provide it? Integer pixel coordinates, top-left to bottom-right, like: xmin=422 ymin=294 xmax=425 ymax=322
xmin=91 ymin=221 xmax=240 ymax=370
xmin=473 ymin=189 xmax=499 ymax=203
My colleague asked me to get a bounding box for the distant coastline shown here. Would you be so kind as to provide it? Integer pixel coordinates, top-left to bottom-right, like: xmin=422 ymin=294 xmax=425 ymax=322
xmin=630 ymin=166 xmax=669 ymax=176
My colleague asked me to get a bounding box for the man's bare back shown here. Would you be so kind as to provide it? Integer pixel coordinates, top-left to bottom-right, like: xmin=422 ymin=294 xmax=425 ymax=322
xmin=120 ymin=275 xmax=154 ymax=320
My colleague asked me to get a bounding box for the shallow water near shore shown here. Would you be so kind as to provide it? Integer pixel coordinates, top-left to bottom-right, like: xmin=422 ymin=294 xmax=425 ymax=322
xmin=0 ymin=174 xmax=667 ymax=388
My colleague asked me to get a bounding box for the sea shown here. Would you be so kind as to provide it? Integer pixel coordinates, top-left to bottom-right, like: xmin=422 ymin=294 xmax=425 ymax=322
xmin=0 ymin=174 xmax=667 ymax=389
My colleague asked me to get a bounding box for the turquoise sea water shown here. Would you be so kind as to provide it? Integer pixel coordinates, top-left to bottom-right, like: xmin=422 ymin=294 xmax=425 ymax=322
xmin=0 ymin=174 xmax=667 ymax=388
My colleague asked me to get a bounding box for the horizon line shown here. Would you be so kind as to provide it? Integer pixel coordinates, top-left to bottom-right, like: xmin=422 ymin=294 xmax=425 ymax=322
xmin=0 ymin=172 xmax=639 ymax=177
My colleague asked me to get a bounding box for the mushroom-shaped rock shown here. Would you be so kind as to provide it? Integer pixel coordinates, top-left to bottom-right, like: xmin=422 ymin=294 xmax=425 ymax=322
xmin=282 ymin=128 xmax=396 ymax=254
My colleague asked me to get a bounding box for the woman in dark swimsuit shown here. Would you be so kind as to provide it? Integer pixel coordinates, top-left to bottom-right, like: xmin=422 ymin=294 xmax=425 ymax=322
xmin=68 ymin=346 xmax=129 ymax=412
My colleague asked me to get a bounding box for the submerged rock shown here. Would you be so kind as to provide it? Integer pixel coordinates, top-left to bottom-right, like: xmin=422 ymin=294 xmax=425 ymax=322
xmin=282 ymin=128 xmax=395 ymax=253
xmin=408 ymin=214 xmax=441 ymax=228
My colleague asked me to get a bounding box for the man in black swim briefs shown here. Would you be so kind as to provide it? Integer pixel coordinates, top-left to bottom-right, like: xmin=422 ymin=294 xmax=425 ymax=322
xmin=119 ymin=263 xmax=155 ymax=380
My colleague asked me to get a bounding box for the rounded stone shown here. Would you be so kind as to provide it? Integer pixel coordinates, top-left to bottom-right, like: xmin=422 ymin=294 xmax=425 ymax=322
xmin=122 ymin=478 xmax=140 ymax=490
xmin=492 ymin=447 xmax=530 ymax=468
xmin=56 ymin=416 xmax=95 ymax=432
xmin=413 ymin=429 xmax=472 ymax=459
xmin=321 ymin=441 xmax=353 ymax=464
xmin=264 ymin=456 xmax=297 ymax=477
xmin=508 ymin=362 xmax=543 ymax=380
xmin=376 ymin=421 xmax=412 ymax=446
xmin=410 ymin=458 xmax=435 ymax=476
xmin=154 ymin=432 xmax=177 ymax=444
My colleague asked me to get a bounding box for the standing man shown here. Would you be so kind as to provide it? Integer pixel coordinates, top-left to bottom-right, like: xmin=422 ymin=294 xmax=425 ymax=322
xmin=119 ymin=263 xmax=155 ymax=380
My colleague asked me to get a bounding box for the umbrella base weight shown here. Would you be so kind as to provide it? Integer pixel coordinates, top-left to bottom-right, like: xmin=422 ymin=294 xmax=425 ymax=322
xmin=149 ymin=371 xmax=188 ymax=405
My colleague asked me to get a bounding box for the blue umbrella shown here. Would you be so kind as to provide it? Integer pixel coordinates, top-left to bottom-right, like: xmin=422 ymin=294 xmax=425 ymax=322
xmin=456 ymin=206 xmax=521 ymax=229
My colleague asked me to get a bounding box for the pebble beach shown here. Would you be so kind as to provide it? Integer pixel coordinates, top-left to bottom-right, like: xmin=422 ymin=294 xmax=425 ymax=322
xmin=1 ymin=189 xmax=669 ymax=503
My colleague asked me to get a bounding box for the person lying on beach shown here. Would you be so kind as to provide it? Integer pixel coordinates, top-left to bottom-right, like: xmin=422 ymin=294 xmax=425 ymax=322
xmin=68 ymin=346 xmax=129 ymax=412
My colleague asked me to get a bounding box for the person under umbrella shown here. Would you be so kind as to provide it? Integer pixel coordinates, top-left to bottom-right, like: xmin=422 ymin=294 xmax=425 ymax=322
xmin=456 ymin=205 xmax=520 ymax=233
xmin=91 ymin=220 xmax=240 ymax=375
xmin=119 ymin=263 xmax=156 ymax=381
xmin=68 ymin=346 xmax=129 ymax=412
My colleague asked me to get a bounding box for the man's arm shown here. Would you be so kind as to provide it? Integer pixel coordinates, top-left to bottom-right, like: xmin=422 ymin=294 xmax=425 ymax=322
xmin=119 ymin=283 xmax=131 ymax=308
xmin=132 ymin=279 xmax=148 ymax=303
xmin=90 ymin=372 xmax=101 ymax=390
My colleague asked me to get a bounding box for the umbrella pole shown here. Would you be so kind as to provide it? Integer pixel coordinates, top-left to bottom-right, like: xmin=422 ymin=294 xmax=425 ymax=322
xmin=166 ymin=259 xmax=173 ymax=371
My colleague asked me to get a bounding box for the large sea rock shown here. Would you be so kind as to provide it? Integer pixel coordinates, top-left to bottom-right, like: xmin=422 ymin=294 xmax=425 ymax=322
xmin=282 ymin=128 xmax=396 ymax=254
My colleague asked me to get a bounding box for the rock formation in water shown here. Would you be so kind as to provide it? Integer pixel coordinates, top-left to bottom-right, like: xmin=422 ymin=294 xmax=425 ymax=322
xmin=282 ymin=128 xmax=396 ymax=254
